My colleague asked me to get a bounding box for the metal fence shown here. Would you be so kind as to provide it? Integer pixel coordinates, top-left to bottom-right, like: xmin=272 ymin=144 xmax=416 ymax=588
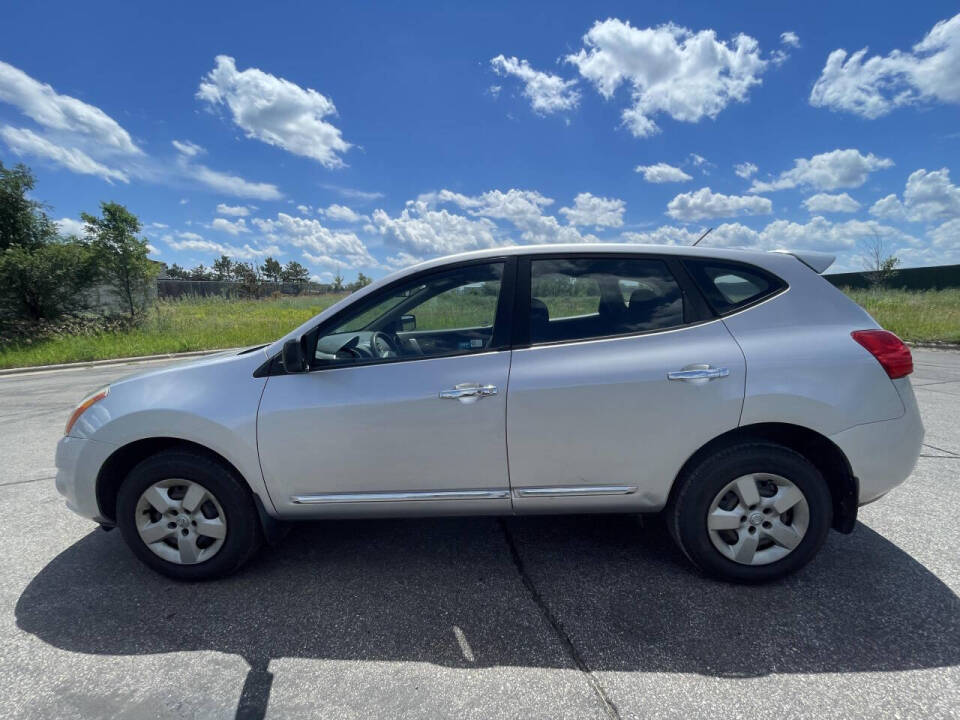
xmin=825 ymin=263 xmax=960 ymax=290
xmin=156 ymin=279 xmax=332 ymax=299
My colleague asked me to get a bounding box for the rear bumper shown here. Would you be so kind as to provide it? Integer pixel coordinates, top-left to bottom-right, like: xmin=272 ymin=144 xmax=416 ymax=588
xmin=55 ymin=436 xmax=117 ymax=523
xmin=830 ymin=378 xmax=924 ymax=506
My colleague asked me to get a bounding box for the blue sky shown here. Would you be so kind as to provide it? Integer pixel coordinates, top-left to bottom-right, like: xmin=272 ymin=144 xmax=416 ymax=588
xmin=2 ymin=1 xmax=959 ymax=277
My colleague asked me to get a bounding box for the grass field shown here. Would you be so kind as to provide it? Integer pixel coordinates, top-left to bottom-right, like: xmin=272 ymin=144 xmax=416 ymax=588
xmin=0 ymin=287 xmax=957 ymax=369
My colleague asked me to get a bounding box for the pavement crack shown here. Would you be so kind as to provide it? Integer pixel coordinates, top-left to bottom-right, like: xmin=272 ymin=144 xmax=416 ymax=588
xmin=498 ymin=518 xmax=621 ymax=720
xmin=923 ymin=443 xmax=959 ymax=456
xmin=0 ymin=475 xmax=55 ymax=489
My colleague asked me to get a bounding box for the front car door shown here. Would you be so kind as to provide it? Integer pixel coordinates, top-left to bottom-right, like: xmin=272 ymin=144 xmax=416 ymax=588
xmin=506 ymin=253 xmax=746 ymax=513
xmin=258 ymin=258 xmax=516 ymax=517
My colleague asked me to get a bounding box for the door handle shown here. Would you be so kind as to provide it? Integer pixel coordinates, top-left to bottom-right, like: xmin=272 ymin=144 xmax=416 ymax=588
xmin=667 ymin=366 xmax=730 ymax=381
xmin=439 ymin=383 xmax=498 ymax=400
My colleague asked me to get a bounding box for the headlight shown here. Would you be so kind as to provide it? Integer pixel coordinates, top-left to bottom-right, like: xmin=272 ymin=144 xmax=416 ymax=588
xmin=65 ymin=386 xmax=110 ymax=436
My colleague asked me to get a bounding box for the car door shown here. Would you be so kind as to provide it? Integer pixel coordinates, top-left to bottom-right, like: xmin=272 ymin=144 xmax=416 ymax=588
xmin=258 ymin=258 xmax=516 ymax=517
xmin=506 ymin=254 xmax=746 ymax=514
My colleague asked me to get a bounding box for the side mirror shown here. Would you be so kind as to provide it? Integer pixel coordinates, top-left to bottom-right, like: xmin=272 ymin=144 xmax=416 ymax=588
xmin=400 ymin=314 xmax=416 ymax=332
xmin=281 ymin=338 xmax=307 ymax=373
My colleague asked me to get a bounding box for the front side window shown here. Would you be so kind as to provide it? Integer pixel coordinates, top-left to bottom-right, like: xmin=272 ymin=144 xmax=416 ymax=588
xmin=311 ymin=262 xmax=504 ymax=367
xmin=529 ymin=257 xmax=685 ymax=344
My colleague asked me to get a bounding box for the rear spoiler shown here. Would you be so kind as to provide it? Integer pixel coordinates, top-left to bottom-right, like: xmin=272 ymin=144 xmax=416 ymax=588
xmin=771 ymin=249 xmax=835 ymax=274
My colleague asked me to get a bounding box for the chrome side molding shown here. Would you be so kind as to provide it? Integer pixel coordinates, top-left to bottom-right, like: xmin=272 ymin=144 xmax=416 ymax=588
xmin=291 ymin=488 xmax=510 ymax=504
xmin=513 ymin=485 xmax=638 ymax=498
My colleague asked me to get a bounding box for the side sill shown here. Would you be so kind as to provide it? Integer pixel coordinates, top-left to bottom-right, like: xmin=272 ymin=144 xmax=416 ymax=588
xmin=290 ymin=489 xmax=511 ymax=504
xmin=512 ymin=485 xmax=638 ymax=498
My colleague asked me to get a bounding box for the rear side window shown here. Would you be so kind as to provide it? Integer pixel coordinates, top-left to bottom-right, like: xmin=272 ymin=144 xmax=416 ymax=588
xmin=683 ymin=259 xmax=785 ymax=314
xmin=529 ymin=257 xmax=686 ymax=344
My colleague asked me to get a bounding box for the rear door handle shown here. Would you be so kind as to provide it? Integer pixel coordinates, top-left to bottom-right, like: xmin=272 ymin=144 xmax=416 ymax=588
xmin=667 ymin=366 xmax=730 ymax=381
xmin=439 ymin=383 xmax=498 ymax=401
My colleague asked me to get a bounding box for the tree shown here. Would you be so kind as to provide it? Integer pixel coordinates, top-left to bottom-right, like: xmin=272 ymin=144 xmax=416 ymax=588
xmin=281 ymin=260 xmax=310 ymax=283
xmin=332 ymin=272 xmax=344 ymax=292
xmin=189 ymin=264 xmax=212 ymax=280
xmin=82 ymin=202 xmax=157 ymax=317
xmin=861 ymin=232 xmax=901 ymax=287
xmin=212 ymin=254 xmax=234 ymax=280
xmin=262 ymin=256 xmax=283 ymax=283
xmin=0 ymin=241 xmax=99 ymax=321
xmin=356 ymin=272 xmax=372 ymax=289
xmin=0 ymin=161 xmax=56 ymax=251
xmin=165 ymin=263 xmax=189 ymax=279
xmin=233 ymin=261 xmax=264 ymax=297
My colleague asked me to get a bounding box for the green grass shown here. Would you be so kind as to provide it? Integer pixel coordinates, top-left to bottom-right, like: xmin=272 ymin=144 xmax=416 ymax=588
xmin=0 ymin=294 xmax=347 ymax=369
xmin=0 ymin=287 xmax=957 ymax=369
xmin=843 ymin=287 xmax=960 ymax=344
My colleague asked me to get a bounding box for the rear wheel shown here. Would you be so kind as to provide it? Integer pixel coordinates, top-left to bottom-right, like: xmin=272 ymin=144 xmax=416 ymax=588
xmin=668 ymin=442 xmax=832 ymax=583
xmin=116 ymin=451 xmax=262 ymax=580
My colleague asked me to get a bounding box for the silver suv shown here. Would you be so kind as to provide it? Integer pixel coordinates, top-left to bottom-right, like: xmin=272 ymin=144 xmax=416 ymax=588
xmin=56 ymin=244 xmax=924 ymax=583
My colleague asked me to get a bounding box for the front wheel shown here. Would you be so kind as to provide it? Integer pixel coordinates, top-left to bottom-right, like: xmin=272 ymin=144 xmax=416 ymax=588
xmin=116 ymin=451 xmax=262 ymax=580
xmin=668 ymin=442 xmax=833 ymax=583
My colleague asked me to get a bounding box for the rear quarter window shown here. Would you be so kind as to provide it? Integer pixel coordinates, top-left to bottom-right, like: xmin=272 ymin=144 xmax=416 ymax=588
xmin=683 ymin=259 xmax=786 ymax=315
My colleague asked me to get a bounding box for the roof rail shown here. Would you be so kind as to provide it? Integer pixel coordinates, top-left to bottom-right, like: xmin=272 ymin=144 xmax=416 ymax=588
xmin=771 ymin=249 xmax=835 ymax=274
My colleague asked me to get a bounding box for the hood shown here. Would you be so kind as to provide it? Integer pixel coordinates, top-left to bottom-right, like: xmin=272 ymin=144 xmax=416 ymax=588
xmin=109 ymin=346 xmax=269 ymax=388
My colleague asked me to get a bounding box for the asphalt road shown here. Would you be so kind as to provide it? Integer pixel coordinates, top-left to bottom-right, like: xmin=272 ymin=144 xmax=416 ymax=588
xmin=0 ymin=350 xmax=958 ymax=719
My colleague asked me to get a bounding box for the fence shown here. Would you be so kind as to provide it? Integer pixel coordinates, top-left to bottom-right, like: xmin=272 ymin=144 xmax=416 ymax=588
xmin=825 ymin=264 xmax=960 ymax=290
xmin=156 ymin=279 xmax=332 ymax=299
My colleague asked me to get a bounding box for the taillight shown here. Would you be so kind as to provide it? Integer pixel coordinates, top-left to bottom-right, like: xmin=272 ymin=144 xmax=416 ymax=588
xmin=851 ymin=330 xmax=913 ymax=379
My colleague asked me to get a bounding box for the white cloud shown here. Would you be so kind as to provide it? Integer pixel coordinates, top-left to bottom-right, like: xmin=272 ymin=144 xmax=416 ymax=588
xmin=690 ymin=153 xmax=708 ymax=167
xmin=384 ymin=251 xmax=425 ymax=269
xmin=55 ymin=217 xmax=86 ymax=236
xmin=490 ymin=55 xmax=580 ymax=114
xmin=319 ymin=203 xmax=365 ymax=223
xmin=1 ymin=126 xmax=128 ymax=182
xmin=165 ymin=234 xmax=280 ymax=260
xmin=146 ymin=244 xmax=160 ymax=256
xmin=635 ymin=162 xmax=692 ymax=183
xmin=180 ymin=159 xmax=283 ymax=200
xmin=802 ymin=192 xmax=861 ymax=213
xmin=371 ymin=202 xmax=500 ymax=256
xmin=558 ymin=192 xmax=625 ymax=227
xmin=172 ymin=139 xmax=204 ymax=157
xmin=870 ymin=168 xmax=960 ymax=222
xmin=734 ymin=161 xmax=758 ymax=179
xmin=211 ymin=217 xmax=250 ymax=235
xmin=748 ymin=149 xmax=893 ymax=193
xmin=0 ymin=60 xmax=141 ymax=155
xmin=566 ymin=19 xmax=767 ymax=137
xmin=197 ymin=55 xmax=351 ymax=168
xmin=216 ymin=203 xmax=250 ymax=217
xmin=810 ymin=14 xmax=960 ymax=118
xmin=666 ymin=187 xmax=772 ymax=221
xmin=321 ymin=184 xmax=384 ymax=202
xmin=253 ymin=212 xmax=377 ymax=268
xmin=781 ymin=32 xmax=801 ymax=48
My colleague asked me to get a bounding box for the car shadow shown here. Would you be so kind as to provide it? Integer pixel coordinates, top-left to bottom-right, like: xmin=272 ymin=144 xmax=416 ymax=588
xmin=16 ymin=515 xmax=960 ymax=717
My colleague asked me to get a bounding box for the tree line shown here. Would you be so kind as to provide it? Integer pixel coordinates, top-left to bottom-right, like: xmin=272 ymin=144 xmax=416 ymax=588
xmin=162 ymin=256 xmax=372 ymax=293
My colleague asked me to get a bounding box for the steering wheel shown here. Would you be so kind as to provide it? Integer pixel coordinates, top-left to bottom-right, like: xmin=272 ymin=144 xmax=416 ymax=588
xmin=371 ymin=331 xmax=399 ymax=358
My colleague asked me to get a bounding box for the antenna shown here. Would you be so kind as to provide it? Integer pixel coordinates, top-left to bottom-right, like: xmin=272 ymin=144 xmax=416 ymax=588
xmin=692 ymin=227 xmax=713 ymax=247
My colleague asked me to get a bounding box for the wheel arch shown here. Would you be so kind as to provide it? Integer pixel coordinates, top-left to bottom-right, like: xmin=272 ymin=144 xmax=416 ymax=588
xmin=670 ymin=422 xmax=858 ymax=533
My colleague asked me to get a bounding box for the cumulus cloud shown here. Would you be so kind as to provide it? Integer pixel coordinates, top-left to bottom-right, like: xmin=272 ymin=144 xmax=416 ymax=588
xmin=566 ymin=19 xmax=767 ymax=137
xmin=319 ymin=204 xmax=365 ymax=223
xmin=371 ymin=203 xmax=500 ymax=256
xmin=810 ymin=13 xmax=960 ymax=118
xmin=780 ymin=32 xmax=801 ymax=48
xmin=666 ymin=187 xmax=772 ymax=221
xmin=870 ymin=168 xmax=960 ymax=222
xmin=197 ymin=55 xmax=351 ymax=168
xmin=0 ymin=60 xmax=141 ymax=155
xmin=165 ymin=234 xmax=281 ymax=260
xmin=490 ymin=55 xmax=580 ymax=114
xmin=558 ymin=192 xmax=625 ymax=227
xmin=55 ymin=217 xmax=86 ymax=237
xmin=635 ymin=162 xmax=692 ymax=183
xmin=216 ymin=203 xmax=250 ymax=217
xmin=210 ymin=217 xmax=250 ymax=235
xmin=802 ymin=192 xmax=861 ymax=213
xmin=253 ymin=212 xmax=377 ymax=269
xmin=748 ymin=149 xmax=893 ymax=193
xmin=734 ymin=161 xmax=758 ymax=179
xmin=1 ymin=126 xmax=128 ymax=182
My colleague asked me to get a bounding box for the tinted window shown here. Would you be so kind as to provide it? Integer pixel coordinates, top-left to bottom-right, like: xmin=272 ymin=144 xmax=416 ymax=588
xmin=529 ymin=257 xmax=685 ymax=344
xmin=312 ymin=262 xmax=504 ymax=367
xmin=683 ymin=259 xmax=785 ymax=314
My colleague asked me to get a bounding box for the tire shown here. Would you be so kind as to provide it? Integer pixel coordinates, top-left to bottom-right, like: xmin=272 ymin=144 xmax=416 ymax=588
xmin=116 ymin=450 xmax=263 ymax=580
xmin=668 ymin=442 xmax=832 ymax=583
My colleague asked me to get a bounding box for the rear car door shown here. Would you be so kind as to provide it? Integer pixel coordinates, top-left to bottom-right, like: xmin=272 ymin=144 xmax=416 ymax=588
xmin=257 ymin=258 xmax=516 ymax=517
xmin=506 ymin=254 xmax=746 ymax=513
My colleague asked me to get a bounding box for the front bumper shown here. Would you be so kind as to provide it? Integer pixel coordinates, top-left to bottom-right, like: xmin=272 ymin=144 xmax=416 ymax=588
xmin=55 ymin=436 xmax=117 ymax=523
xmin=830 ymin=378 xmax=924 ymax=506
